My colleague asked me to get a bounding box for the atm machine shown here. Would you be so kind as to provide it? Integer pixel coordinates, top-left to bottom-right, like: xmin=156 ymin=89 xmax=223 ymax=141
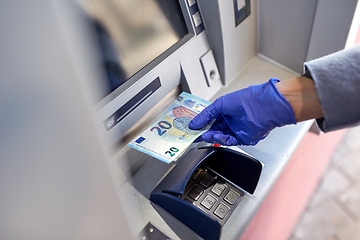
xmin=83 ymin=0 xmax=312 ymax=239
xmin=1 ymin=0 xmax=357 ymax=240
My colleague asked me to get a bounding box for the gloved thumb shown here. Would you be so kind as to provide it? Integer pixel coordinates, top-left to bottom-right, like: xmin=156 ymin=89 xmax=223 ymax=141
xmin=189 ymin=100 xmax=222 ymax=129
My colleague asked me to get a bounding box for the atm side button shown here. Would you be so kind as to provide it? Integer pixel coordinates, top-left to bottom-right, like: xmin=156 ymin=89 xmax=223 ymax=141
xmin=214 ymin=203 xmax=230 ymax=219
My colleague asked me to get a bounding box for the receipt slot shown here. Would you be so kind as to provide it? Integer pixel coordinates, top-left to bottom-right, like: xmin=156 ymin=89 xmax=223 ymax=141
xmin=150 ymin=146 xmax=262 ymax=240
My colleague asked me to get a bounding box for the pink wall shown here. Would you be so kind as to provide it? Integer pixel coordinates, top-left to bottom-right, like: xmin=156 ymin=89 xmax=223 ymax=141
xmin=355 ymin=25 xmax=360 ymax=45
xmin=241 ymin=130 xmax=346 ymax=240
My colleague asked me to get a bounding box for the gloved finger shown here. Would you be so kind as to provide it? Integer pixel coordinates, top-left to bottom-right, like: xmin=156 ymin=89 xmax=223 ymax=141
xmin=200 ymin=131 xmax=239 ymax=146
xmin=212 ymin=133 xmax=239 ymax=146
xmin=219 ymin=128 xmax=236 ymax=136
xmin=200 ymin=131 xmax=219 ymax=143
xmin=189 ymin=99 xmax=222 ymax=130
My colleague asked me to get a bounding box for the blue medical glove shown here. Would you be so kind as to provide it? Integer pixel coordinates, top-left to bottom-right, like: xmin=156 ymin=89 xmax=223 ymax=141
xmin=189 ymin=78 xmax=296 ymax=146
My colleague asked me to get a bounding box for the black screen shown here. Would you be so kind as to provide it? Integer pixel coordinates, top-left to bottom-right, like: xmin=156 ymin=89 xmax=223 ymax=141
xmin=85 ymin=0 xmax=188 ymax=95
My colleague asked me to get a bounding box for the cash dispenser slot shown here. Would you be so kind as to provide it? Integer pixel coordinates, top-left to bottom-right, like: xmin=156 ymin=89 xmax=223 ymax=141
xmin=150 ymin=146 xmax=262 ymax=240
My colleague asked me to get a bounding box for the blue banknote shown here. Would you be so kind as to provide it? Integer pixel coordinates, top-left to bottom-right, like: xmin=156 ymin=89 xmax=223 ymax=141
xmin=127 ymin=92 xmax=214 ymax=163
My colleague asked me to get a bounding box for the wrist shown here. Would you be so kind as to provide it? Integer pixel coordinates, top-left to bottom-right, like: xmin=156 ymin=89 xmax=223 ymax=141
xmin=275 ymin=77 xmax=323 ymax=122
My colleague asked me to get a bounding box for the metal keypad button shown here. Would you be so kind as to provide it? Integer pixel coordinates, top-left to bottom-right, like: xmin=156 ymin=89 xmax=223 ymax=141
xmin=201 ymin=194 xmax=217 ymax=210
xmin=199 ymin=172 xmax=214 ymax=187
xmin=224 ymin=189 xmax=240 ymax=205
xmin=189 ymin=186 xmax=203 ymax=201
xmin=214 ymin=203 xmax=230 ymax=219
xmin=211 ymin=183 xmax=226 ymax=196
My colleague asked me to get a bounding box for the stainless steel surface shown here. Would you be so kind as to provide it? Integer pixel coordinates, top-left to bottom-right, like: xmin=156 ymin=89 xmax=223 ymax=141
xmin=258 ymin=0 xmax=357 ymax=73
xmin=258 ymin=0 xmax=317 ymax=73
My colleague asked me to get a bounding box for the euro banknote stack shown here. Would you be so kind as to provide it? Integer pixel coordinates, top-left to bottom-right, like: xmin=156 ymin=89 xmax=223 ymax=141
xmin=127 ymin=92 xmax=215 ymax=163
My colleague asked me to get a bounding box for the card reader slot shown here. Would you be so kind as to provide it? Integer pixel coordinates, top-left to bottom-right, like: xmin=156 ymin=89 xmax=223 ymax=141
xmin=103 ymin=77 xmax=161 ymax=131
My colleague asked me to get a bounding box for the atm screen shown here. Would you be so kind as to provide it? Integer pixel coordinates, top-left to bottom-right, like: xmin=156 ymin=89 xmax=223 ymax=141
xmin=85 ymin=0 xmax=188 ymax=96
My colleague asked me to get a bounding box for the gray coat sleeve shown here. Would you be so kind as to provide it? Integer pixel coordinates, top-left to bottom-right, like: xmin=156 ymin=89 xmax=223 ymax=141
xmin=304 ymin=45 xmax=360 ymax=132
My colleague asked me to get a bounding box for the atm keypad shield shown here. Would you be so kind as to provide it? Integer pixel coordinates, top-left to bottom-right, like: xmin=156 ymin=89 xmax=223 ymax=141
xmin=181 ymin=167 xmax=244 ymax=225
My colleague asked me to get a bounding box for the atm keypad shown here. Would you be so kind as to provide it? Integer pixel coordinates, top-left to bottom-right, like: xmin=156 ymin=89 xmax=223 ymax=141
xmin=180 ymin=167 xmax=244 ymax=225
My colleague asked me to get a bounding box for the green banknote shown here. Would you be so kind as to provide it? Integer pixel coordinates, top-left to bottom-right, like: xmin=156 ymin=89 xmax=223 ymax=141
xmin=127 ymin=92 xmax=215 ymax=163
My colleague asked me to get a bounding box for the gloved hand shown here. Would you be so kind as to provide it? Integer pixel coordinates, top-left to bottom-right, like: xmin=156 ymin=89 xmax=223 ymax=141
xmin=189 ymin=78 xmax=296 ymax=146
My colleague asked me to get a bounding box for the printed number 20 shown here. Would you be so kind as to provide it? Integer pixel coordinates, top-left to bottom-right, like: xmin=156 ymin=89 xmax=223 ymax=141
xmin=165 ymin=147 xmax=179 ymax=157
xmin=150 ymin=120 xmax=172 ymax=136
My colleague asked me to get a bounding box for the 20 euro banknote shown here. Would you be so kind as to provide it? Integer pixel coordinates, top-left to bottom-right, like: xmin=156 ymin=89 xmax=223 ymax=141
xmin=127 ymin=92 xmax=215 ymax=163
